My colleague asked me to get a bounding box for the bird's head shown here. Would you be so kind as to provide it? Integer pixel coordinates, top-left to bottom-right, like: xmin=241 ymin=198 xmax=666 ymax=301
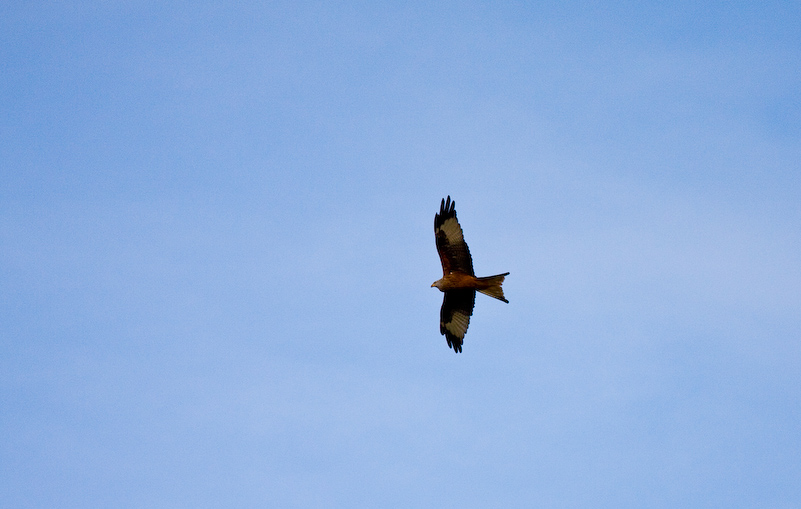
xmin=431 ymin=279 xmax=443 ymax=290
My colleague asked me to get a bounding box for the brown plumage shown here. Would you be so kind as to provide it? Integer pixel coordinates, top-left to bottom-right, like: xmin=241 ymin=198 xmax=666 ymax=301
xmin=431 ymin=196 xmax=509 ymax=353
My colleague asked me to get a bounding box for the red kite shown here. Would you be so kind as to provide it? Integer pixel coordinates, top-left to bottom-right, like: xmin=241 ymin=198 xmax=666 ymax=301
xmin=431 ymin=196 xmax=509 ymax=353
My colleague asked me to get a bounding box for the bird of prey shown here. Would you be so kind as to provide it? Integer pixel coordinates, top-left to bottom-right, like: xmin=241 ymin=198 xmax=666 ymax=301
xmin=431 ymin=196 xmax=509 ymax=353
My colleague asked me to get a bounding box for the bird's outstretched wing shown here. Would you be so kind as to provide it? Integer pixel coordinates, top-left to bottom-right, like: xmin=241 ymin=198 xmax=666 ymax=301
xmin=440 ymin=289 xmax=476 ymax=353
xmin=434 ymin=196 xmax=474 ymax=276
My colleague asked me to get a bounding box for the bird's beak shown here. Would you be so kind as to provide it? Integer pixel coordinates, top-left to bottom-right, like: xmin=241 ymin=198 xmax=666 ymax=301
xmin=430 ymin=282 xmax=436 ymax=287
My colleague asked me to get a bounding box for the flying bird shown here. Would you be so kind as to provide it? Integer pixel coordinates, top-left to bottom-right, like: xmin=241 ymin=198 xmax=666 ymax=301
xmin=431 ymin=196 xmax=509 ymax=353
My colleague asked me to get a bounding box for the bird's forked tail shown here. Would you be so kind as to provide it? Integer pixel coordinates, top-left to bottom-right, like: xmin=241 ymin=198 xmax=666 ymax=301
xmin=476 ymin=272 xmax=510 ymax=303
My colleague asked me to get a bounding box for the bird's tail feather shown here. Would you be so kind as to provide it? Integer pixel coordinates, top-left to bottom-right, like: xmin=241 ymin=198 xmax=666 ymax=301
xmin=476 ymin=272 xmax=509 ymax=303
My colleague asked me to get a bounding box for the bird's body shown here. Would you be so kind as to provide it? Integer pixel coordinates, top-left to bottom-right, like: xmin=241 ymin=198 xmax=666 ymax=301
xmin=431 ymin=272 xmax=509 ymax=302
xmin=431 ymin=196 xmax=509 ymax=353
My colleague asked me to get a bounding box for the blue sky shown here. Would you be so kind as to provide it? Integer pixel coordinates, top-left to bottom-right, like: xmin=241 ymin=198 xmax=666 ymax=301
xmin=2 ymin=1 xmax=800 ymax=507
